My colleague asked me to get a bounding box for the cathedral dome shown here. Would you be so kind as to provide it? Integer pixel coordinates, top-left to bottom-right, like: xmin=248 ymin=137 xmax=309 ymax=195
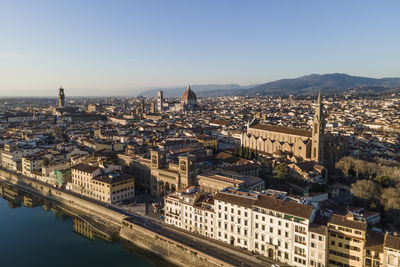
xmin=181 ymin=85 xmax=197 ymax=103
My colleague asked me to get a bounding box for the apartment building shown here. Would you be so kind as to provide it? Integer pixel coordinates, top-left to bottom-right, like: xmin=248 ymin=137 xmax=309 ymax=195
xmin=165 ymin=187 xmax=317 ymax=267
xmin=327 ymin=214 xmax=367 ymax=267
xmin=91 ymin=173 xmax=134 ymax=204
xmin=22 ymin=155 xmax=43 ymax=175
xmin=384 ymin=234 xmax=400 ymax=267
xmin=69 ymin=163 xmax=101 ymax=197
xmin=68 ymin=163 xmax=134 ymax=204
xmin=309 ymin=224 xmax=328 ymax=267
xmin=164 ymin=187 xmax=215 ymax=238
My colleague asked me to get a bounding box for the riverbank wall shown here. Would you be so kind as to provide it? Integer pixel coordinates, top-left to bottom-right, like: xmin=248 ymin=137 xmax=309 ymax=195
xmin=0 ymin=169 xmax=126 ymax=226
xmin=120 ymin=221 xmax=233 ymax=267
xmin=0 ymin=169 xmax=234 ymax=267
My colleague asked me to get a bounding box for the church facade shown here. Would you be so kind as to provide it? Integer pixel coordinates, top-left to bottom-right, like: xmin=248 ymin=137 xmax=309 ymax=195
xmin=242 ymin=92 xmax=325 ymax=164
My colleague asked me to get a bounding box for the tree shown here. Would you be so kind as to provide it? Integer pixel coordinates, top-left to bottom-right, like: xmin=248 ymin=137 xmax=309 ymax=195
xmin=233 ymin=147 xmax=239 ymax=156
xmin=335 ymin=156 xmax=352 ymax=176
xmin=381 ymin=188 xmax=400 ymax=210
xmin=274 ymin=163 xmax=289 ymax=180
xmin=249 ymin=149 xmax=255 ymax=160
xmin=259 ymin=158 xmax=273 ymax=181
xmin=351 ymin=180 xmax=378 ymax=202
xmin=374 ymin=175 xmax=390 ymax=187
xmin=42 ymin=157 xmax=50 ymax=167
xmin=238 ymin=146 xmax=244 ymax=158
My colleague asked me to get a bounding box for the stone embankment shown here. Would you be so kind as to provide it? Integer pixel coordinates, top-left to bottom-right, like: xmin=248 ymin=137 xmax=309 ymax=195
xmin=0 ymin=169 xmax=125 ymax=226
xmin=0 ymin=169 xmax=236 ymax=267
xmin=120 ymin=222 xmax=233 ymax=267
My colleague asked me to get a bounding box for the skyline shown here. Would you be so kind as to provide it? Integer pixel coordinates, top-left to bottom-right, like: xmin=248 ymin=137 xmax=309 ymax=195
xmin=1 ymin=0 xmax=400 ymax=96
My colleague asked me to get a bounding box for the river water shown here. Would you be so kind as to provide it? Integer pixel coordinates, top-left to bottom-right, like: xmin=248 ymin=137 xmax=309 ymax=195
xmin=0 ymin=184 xmax=172 ymax=267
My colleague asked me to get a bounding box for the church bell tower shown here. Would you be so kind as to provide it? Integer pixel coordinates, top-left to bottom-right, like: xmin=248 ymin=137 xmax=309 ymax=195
xmin=58 ymin=86 xmax=65 ymax=108
xmin=311 ymin=91 xmax=325 ymax=163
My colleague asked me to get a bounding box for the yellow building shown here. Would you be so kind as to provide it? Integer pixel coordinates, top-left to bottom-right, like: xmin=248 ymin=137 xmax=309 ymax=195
xmin=197 ymin=134 xmax=218 ymax=151
xmin=365 ymin=230 xmax=384 ymax=267
xmin=73 ymin=218 xmax=113 ymax=242
xmin=22 ymin=155 xmax=43 ymax=175
xmin=327 ymin=213 xmax=367 ymax=267
xmin=91 ymin=173 xmax=134 ymax=204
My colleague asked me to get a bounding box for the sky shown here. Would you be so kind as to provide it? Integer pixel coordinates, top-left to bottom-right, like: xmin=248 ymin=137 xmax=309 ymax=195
xmin=0 ymin=0 xmax=400 ymax=96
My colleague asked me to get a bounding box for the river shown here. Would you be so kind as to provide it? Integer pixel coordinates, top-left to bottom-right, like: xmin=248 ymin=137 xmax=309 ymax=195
xmin=0 ymin=183 xmax=173 ymax=267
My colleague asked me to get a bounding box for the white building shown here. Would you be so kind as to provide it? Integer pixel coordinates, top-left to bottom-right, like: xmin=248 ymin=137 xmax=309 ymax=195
xmin=308 ymin=224 xmax=328 ymax=267
xmin=384 ymin=234 xmax=400 ymax=267
xmin=165 ymin=187 xmax=215 ymax=238
xmin=165 ymin=187 xmax=318 ymax=267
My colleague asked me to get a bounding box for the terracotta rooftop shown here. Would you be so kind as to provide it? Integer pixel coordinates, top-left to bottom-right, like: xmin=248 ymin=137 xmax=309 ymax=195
xmin=366 ymin=230 xmax=384 ymax=253
xmin=250 ymin=124 xmax=312 ymax=138
xmin=384 ymin=234 xmax=400 ymax=250
xmin=328 ymin=214 xmax=367 ymax=231
xmin=309 ymin=223 xmax=328 ymax=235
xmin=215 ymin=191 xmax=314 ymax=219
xmin=72 ymin=163 xmax=99 ymax=174
xmin=254 ymin=195 xmax=314 ymax=220
xmin=214 ymin=191 xmax=257 ymax=208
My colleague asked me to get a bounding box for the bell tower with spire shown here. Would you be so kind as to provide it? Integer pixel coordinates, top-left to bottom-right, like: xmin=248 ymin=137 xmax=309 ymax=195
xmin=311 ymin=90 xmax=325 ymax=163
xmin=58 ymin=86 xmax=65 ymax=108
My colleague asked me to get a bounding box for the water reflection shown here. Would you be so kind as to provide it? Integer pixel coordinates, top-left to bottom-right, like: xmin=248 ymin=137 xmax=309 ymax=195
xmin=0 ymin=182 xmax=111 ymax=241
xmin=73 ymin=218 xmax=114 ymax=242
xmin=0 ymin=182 xmax=174 ymax=267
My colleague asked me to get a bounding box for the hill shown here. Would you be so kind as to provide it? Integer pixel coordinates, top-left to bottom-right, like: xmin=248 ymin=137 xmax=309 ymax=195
xmin=138 ymin=84 xmax=258 ymax=97
xmin=243 ymin=73 xmax=400 ymax=96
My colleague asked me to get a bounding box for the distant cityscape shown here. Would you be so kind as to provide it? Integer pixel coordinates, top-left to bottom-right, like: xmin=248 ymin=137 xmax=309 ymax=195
xmin=0 ymin=84 xmax=399 ymax=267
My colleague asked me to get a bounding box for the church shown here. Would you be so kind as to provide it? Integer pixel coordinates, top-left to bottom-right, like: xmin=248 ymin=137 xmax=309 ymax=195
xmin=180 ymin=85 xmax=199 ymax=112
xmin=242 ymin=92 xmax=325 ymax=164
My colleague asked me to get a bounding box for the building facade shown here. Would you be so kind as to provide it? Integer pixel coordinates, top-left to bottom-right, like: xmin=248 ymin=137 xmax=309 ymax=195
xmin=164 ymin=187 xmax=317 ymax=267
xmin=242 ymin=92 xmax=325 ymax=164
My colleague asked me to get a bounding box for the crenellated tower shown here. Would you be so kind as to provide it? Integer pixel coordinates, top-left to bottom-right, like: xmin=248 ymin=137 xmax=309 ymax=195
xmin=58 ymin=86 xmax=65 ymax=108
xmin=311 ymin=90 xmax=325 ymax=163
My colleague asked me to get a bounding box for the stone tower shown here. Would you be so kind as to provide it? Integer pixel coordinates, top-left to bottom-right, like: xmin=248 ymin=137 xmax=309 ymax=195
xmin=140 ymin=99 xmax=145 ymax=114
xmin=311 ymin=90 xmax=325 ymax=163
xmin=150 ymin=150 xmax=166 ymax=169
xmin=178 ymin=154 xmax=196 ymax=189
xmin=58 ymin=86 xmax=65 ymax=108
xmin=157 ymin=90 xmax=163 ymax=111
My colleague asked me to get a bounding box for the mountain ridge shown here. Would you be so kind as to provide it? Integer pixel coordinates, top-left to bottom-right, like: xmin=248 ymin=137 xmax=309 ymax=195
xmin=138 ymin=73 xmax=400 ymax=97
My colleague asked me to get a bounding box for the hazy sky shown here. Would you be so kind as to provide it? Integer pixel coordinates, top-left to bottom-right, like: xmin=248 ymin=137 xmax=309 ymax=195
xmin=1 ymin=0 xmax=400 ymax=96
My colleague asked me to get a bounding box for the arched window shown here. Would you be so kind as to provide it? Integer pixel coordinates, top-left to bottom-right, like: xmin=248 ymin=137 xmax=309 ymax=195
xmin=180 ymin=161 xmax=187 ymax=172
